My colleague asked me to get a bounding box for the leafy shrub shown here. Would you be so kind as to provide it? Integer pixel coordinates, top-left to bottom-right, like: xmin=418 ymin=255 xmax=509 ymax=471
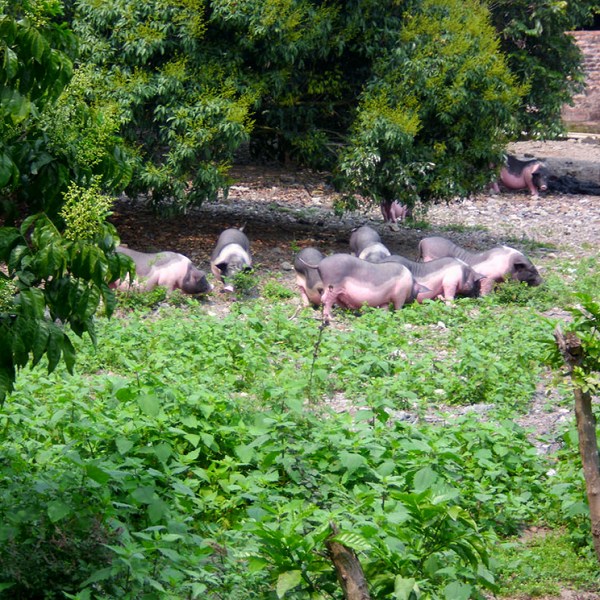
xmin=0 ymin=295 xmax=596 ymax=596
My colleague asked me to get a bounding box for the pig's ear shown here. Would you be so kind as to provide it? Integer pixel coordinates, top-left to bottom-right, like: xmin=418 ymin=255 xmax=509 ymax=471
xmin=512 ymin=260 xmax=529 ymax=272
xmin=216 ymin=262 xmax=228 ymax=275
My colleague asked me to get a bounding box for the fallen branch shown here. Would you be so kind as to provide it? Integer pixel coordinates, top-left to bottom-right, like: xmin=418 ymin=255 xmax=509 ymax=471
xmin=326 ymin=522 xmax=371 ymax=600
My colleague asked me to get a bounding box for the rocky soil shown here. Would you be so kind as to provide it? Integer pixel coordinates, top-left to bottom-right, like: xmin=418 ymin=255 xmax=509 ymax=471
xmin=112 ymin=135 xmax=600 ymax=278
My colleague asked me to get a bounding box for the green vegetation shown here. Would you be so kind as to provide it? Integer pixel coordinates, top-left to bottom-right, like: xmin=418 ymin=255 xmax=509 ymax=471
xmin=1 ymin=0 xmax=599 ymax=596
xmin=5 ymin=0 xmax=590 ymax=212
xmin=0 ymin=254 xmax=599 ymax=597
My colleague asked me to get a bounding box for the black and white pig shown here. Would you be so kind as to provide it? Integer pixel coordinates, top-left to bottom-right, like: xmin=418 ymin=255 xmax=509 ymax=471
xmin=302 ymin=253 xmax=422 ymax=322
xmin=210 ymin=228 xmax=252 ymax=292
xmin=418 ymin=236 xmax=543 ymax=296
xmin=381 ymin=255 xmax=483 ymax=302
xmin=348 ymin=225 xmax=391 ymax=262
xmin=492 ymin=155 xmax=549 ymax=198
xmin=293 ymin=247 xmax=325 ymax=307
xmin=114 ymin=246 xmax=212 ymax=294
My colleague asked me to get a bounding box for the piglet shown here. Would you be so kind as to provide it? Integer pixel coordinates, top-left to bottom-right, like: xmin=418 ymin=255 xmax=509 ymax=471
xmin=381 ymin=200 xmax=411 ymax=223
xmin=115 ymin=246 xmax=212 ymax=294
xmin=303 ymin=253 xmax=422 ymax=322
xmin=349 ymin=225 xmax=391 ymax=262
xmin=210 ymin=228 xmax=252 ymax=292
xmin=418 ymin=236 xmax=542 ymax=295
xmin=381 ymin=255 xmax=483 ymax=302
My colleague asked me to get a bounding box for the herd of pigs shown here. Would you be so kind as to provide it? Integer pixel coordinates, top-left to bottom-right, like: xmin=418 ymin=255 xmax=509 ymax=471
xmin=115 ymin=223 xmax=543 ymax=322
xmin=113 ymin=154 xmax=546 ymax=318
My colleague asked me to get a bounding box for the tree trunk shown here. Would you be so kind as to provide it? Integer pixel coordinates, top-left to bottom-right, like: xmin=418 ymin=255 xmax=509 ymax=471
xmin=554 ymin=326 xmax=600 ymax=562
xmin=326 ymin=522 xmax=371 ymax=600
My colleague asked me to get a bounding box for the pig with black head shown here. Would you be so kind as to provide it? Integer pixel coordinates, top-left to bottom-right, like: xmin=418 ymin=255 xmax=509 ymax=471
xmin=418 ymin=236 xmax=542 ymax=296
xmin=492 ymin=155 xmax=549 ymax=198
xmin=210 ymin=227 xmax=252 ymax=292
xmin=114 ymin=246 xmax=212 ymax=294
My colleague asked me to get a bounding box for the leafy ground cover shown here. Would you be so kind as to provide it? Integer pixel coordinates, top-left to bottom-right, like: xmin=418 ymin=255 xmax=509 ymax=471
xmin=0 ymin=250 xmax=599 ymax=598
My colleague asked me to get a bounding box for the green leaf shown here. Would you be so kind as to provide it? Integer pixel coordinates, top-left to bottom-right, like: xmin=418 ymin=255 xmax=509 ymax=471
xmin=276 ymin=570 xmax=302 ymax=598
xmin=81 ymin=567 xmax=114 ymax=587
xmin=0 ymin=153 xmax=16 ymax=188
xmin=47 ymin=500 xmax=71 ymax=522
xmin=443 ymin=581 xmax=472 ymax=600
xmin=153 ymin=442 xmax=172 ymax=463
xmin=116 ymin=437 xmax=134 ymax=454
xmin=148 ymin=500 xmax=168 ymax=523
xmin=331 ymin=532 xmax=372 ymax=552
xmin=394 ymin=576 xmax=418 ymax=600
xmin=86 ymin=464 xmax=111 ymax=485
xmin=235 ymin=443 xmax=255 ymax=463
xmin=339 ymin=451 xmax=366 ymax=475
xmin=131 ymin=486 xmax=156 ymax=504
xmin=138 ymin=393 xmax=160 ymax=416
xmin=413 ymin=466 xmax=438 ymax=492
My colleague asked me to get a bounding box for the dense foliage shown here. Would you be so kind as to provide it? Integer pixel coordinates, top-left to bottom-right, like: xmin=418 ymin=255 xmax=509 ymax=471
xmin=1 ymin=264 xmax=599 ymax=597
xmin=0 ymin=0 xmax=130 ymax=218
xmin=489 ymin=0 xmax=599 ymax=138
xmin=0 ymin=1 xmax=135 ymax=403
xmin=65 ymin=0 xmax=596 ymax=210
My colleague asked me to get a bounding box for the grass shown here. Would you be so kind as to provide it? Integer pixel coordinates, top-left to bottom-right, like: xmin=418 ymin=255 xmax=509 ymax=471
xmin=495 ymin=530 xmax=600 ymax=597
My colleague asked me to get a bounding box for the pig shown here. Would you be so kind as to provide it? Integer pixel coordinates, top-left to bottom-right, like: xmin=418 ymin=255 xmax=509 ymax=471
xmin=380 ymin=255 xmax=483 ymax=302
xmin=418 ymin=236 xmax=542 ymax=296
xmin=294 ymin=247 xmax=325 ymax=307
xmin=210 ymin=228 xmax=252 ymax=292
xmin=114 ymin=246 xmax=212 ymax=294
xmin=381 ymin=200 xmax=412 ymax=223
xmin=301 ymin=253 xmax=422 ymax=322
xmin=492 ymin=155 xmax=549 ymax=198
xmin=348 ymin=225 xmax=391 ymax=262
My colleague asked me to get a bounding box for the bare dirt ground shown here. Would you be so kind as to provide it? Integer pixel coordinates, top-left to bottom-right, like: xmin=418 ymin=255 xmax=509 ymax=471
xmin=110 ymin=137 xmax=600 ymax=599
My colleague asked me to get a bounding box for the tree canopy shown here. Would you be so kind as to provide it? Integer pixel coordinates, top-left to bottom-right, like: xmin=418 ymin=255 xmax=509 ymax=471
xmin=64 ymin=0 xmax=597 ymax=211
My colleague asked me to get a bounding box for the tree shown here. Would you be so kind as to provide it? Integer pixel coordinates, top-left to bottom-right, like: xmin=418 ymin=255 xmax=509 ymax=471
xmin=336 ymin=0 xmax=523 ymax=208
xmin=488 ymin=0 xmax=599 ymax=138
xmin=553 ymin=296 xmax=600 ymax=563
xmin=0 ymin=1 xmax=132 ymax=403
xmin=71 ymin=0 xmax=524 ymax=211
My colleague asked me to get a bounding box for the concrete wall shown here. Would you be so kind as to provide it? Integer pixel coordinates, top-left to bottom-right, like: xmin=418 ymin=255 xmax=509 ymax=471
xmin=562 ymin=31 xmax=600 ymax=129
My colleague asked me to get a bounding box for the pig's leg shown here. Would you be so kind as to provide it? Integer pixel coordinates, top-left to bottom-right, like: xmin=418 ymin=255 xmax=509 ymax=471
xmin=441 ymin=280 xmax=458 ymax=301
xmin=478 ymin=277 xmax=496 ymax=296
xmin=523 ymin=169 xmax=539 ymax=198
xmin=320 ymin=286 xmax=338 ymax=322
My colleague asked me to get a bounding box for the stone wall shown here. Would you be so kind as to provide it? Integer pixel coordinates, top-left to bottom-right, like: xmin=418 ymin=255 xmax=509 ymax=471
xmin=561 ymin=31 xmax=600 ymax=129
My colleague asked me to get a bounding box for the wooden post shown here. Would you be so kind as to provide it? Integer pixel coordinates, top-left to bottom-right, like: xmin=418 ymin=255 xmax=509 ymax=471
xmin=554 ymin=326 xmax=600 ymax=562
